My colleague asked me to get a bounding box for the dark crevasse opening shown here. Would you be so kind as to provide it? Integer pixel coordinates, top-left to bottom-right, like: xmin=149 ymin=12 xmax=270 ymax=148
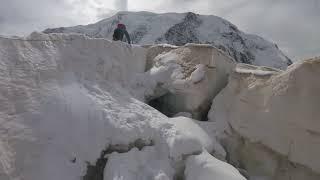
xmin=83 ymin=139 xmax=154 ymax=180
xmin=148 ymin=95 xmax=212 ymax=122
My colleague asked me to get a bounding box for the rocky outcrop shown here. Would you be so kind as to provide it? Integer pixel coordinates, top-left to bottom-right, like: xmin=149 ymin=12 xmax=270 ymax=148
xmin=156 ymin=12 xmax=202 ymax=46
xmin=208 ymin=58 xmax=320 ymax=180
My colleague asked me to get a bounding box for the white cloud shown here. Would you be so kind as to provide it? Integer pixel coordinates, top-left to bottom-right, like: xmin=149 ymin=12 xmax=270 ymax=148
xmin=0 ymin=0 xmax=115 ymax=35
xmin=218 ymin=0 xmax=320 ymax=60
xmin=115 ymin=0 xmax=128 ymax=11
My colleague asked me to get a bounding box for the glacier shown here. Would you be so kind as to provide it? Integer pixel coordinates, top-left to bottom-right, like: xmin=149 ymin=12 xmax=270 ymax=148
xmin=0 ymin=30 xmax=319 ymax=180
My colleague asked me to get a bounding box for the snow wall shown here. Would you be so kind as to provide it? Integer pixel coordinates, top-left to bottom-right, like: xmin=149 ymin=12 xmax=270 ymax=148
xmin=0 ymin=32 xmax=146 ymax=179
xmin=209 ymin=58 xmax=320 ymax=180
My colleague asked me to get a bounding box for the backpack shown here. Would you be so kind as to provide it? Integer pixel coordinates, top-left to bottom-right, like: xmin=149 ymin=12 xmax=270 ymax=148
xmin=113 ymin=28 xmax=124 ymax=41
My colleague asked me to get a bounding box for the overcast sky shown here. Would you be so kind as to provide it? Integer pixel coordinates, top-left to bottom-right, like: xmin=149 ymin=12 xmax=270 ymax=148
xmin=0 ymin=0 xmax=319 ymax=60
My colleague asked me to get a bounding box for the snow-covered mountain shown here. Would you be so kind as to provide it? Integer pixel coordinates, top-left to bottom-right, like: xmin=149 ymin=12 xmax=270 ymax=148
xmin=44 ymin=11 xmax=292 ymax=69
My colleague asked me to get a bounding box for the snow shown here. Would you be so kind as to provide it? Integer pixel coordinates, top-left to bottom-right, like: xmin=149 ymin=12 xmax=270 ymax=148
xmin=44 ymin=11 xmax=292 ymax=69
xmin=103 ymin=117 xmax=228 ymax=180
xmin=4 ymin=26 xmax=317 ymax=180
xmin=131 ymin=43 xmax=235 ymax=119
xmin=198 ymin=15 xmax=291 ymax=69
xmin=154 ymin=44 xmax=179 ymax=48
xmin=235 ymin=63 xmax=282 ymax=76
xmin=104 ymin=147 xmax=174 ymax=180
xmin=189 ymin=64 xmax=206 ymax=83
xmin=169 ymin=117 xmax=226 ymax=160
xmin=243 ymin=34 xmax=291 ymax=69
xmin=129 ymin=60 xmax=181 ymax=101
xmin=173 ymin=112 xmax=192 ymax=118
xmin=0 ymin=32 xmax=241 ymax=180
xmin=0 ymin=32 xmax=150 ymax=180
xmin=185 ymin=150 xmax=246 ymax=180
xmin=59 ymin=11 xmax=185 ymax=45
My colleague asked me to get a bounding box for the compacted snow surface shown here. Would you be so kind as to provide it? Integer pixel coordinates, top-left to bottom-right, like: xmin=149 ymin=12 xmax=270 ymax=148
xmin=0 ymin=33 xmax=246 ymax=180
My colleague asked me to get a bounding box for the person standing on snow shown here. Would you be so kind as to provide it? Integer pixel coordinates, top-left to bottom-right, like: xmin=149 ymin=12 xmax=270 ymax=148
xmin=113 ymin=23 xmax=131 ymax=44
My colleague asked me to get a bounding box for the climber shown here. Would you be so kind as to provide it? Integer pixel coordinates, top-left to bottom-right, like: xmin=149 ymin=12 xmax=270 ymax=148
xmin=113 ymin=23 xmax=131 ymax=44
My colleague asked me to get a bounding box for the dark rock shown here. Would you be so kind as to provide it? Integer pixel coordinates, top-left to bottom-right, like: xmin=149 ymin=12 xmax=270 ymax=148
xmin=157 ymin=12 xmax=202 ymax=46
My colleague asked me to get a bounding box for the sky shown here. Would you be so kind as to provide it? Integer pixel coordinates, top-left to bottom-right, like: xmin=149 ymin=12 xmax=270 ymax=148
xmin=0 ymin=0 xmax=319 ymax=60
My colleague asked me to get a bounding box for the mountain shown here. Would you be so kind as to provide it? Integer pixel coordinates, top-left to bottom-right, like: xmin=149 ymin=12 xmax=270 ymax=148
xmin=43 ymin=11 xmax=292 ymax=69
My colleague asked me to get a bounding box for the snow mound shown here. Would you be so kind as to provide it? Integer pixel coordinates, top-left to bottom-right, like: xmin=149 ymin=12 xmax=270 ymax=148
xmin=208 ymin=57 xmax=320 ymax=179
xmin=173 ymin=112 xmax=193 ymax=118
xmin=44 ymin=11 xmax=292 ymax=69
xmin=0 ymin=33 xmax=235 ymax=180
xmin=185 ymin=150 xmax=246 ymax=180
xmin=170 ymin=117 xmax=226 ymax=159
xmin=104 ymin=147 xmax=174 ymax=180
xmin=189 ymin=64 xmax=206 ymax=83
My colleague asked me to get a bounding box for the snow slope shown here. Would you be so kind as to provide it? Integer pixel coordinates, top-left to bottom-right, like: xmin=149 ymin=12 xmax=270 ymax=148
xmin=43 ymin=11 xmax=292 ymax=69
xmin=0 ymin=33 xmax=245 ymax=180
